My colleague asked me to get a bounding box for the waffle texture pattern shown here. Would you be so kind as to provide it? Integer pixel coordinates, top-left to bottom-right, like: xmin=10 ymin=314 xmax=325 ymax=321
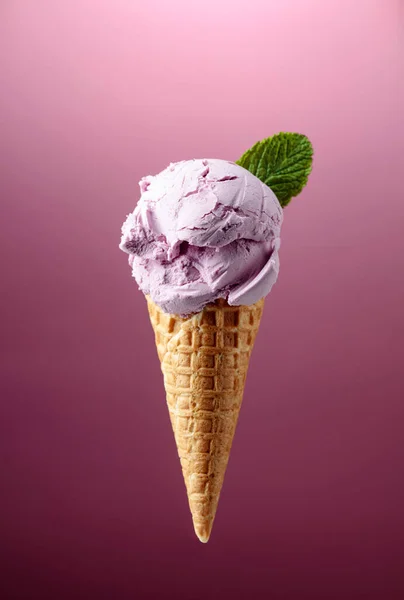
xmin=147 ymin=296 xmax=264 ymax=542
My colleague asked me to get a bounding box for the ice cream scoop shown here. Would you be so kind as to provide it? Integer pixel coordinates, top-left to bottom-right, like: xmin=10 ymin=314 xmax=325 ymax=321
xmin=120 ymin=158 xmax=283 ymax=316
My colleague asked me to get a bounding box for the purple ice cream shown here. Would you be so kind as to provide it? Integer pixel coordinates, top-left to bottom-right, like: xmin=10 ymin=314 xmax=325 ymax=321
xmin=119 ymin=158 xmax=283 ymax=316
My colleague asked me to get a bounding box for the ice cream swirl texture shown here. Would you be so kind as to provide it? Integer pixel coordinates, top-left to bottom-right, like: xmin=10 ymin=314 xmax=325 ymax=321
xmin=120 ymin=158 xmax=283 ymax=316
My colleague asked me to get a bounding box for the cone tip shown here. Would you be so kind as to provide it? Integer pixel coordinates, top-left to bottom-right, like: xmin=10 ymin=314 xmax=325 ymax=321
xmin=194 ymin=523 xmax=212 ymax=544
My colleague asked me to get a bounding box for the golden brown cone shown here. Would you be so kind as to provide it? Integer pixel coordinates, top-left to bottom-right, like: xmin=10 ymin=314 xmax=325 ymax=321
xmin=147 ymin=296 xmax=264 ymax=543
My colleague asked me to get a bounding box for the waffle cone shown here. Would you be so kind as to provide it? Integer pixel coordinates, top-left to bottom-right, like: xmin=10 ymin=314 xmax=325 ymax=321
xmin=147 ymin=296 xmax=264 ymax=543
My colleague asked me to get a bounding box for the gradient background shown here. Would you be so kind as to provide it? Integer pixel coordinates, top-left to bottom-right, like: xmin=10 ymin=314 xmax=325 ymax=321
xmin=1 ymin=1 xmax=403 ymax=598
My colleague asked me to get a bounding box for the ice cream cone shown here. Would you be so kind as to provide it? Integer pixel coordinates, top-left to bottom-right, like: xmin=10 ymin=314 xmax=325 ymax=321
xmin=146 ymin=296 xmax=264 ymax=543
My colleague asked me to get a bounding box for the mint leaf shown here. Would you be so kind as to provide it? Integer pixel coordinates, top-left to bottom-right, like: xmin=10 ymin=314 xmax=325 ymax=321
xmin=236 ymin=132 xmax=313 ymax=207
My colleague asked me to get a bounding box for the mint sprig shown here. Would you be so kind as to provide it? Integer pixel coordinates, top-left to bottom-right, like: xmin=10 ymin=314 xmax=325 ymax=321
xmin=236 ymin=132 xmax=313 ymax=207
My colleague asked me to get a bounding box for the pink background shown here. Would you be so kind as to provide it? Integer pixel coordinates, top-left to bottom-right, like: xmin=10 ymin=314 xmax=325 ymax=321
xmin=1 ymin=1 xmax=403 ymax=598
